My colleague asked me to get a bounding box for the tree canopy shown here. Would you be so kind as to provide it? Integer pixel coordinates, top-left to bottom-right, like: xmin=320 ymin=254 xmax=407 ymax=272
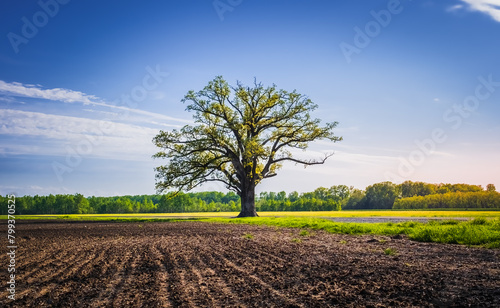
xmin=153 ymin=76 xmax=342 ymax=217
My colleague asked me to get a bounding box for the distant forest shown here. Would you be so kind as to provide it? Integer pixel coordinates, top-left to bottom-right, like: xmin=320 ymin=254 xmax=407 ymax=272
xmin=1 ymin=181 xmax=499 ymax=215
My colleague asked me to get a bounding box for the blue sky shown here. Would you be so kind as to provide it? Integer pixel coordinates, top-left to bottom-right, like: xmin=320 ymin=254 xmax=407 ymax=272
xmin=1 ymin=0 xmax=499 ymax=196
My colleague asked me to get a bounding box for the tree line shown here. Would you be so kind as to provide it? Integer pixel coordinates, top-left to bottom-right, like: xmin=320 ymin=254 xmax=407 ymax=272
xmin=0 ymin=188 xmax=347 ymax=215
xmin=393 ymin=191 xmax=500 ymax=209
xmin=343 ymin=181 xmax=498 ymax=210
xmin=0 ymin=191 xmax=240 ymax=215
xmin=1 ymin=181 xmax=498 ymax=215
xmin=256 ymin=185 xmax=348 ymax=211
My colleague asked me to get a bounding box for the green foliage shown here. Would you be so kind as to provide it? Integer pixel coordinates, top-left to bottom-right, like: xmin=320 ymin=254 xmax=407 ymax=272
xmin=485 ymin=241 xmax=500 ymax=249
xmin=393 ymin=191 xmax=500 ymax=209
xmin=257 ymin=186 xmax=346 ymax=211
xmin=344 ymin=181 xmax=497 ymax=210
xmin=1 ymin=187 xmax=352 ymax=215
xmin=342 ymin=188 xmax=365 ymax=210
xmin=407 ymin=218 xmax=500 ymax=246
xmin=299 ymin=230 xmax=310 ymax=236
xmin=398 ymin=181 xmax=484 ymax=198
xmin=384 ymin=248 xmax=397 ymax=255
xmin=0 ymin=191 xmax=240 ymax=215
xmin=364 ymin=182 xmax=398 ymax=209
xmin=152 ymin=76 xmax=341 ymax=217
xmin=470 ymin=217 xmax=488 ymax=225
xmin=346 ymin=182 xmax=397 ymax=209
xmin=439 ymin=220 xmax=460 ymax=225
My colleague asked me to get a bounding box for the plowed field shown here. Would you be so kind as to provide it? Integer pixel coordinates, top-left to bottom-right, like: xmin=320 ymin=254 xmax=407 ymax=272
xmin=1 ymin=220 xmax=499 ymax=307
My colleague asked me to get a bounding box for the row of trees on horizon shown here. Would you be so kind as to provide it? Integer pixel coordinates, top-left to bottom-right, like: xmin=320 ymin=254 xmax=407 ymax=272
xmin=1 ymin=181 xmax=498 ymax=215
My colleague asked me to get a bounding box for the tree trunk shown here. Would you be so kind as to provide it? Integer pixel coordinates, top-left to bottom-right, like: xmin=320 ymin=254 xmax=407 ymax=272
xmin=237 ymin=183 xmax=258 ymax=217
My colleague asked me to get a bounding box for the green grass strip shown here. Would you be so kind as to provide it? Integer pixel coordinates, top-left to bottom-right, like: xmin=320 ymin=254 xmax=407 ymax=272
xmin=203 ymin=216 xmax=500 ymax=248
xmin=4 ymin=214 xmax=499 ymax=248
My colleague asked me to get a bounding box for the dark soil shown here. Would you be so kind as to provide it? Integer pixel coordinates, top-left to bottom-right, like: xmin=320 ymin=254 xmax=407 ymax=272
xmin=1 ymin=220 xmax=499 ymax=307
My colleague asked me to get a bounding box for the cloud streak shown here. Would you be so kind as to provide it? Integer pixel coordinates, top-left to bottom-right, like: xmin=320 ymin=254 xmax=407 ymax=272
xmin=0 ymin=109 xmax=159 ymax=160
xmin=0 ymin=80 xmax=191 ymax=124
xmin=459 ymin=0 xmax=500 ymax=22
xmin=0 ymin=80 xmax=99 ymax=104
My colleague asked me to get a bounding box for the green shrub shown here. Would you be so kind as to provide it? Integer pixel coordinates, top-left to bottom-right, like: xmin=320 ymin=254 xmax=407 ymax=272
xmin=470 ymin=217 xmax=487 ymax=225
xmin=439 ymin=219 xmax=460 ymax=225
xmin=399 ymin=221 xmax=419 ymax=228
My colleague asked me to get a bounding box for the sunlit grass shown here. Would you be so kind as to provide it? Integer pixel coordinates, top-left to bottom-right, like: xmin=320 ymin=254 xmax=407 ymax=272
xmin=3 ymin=211 xmax=499 ymax=248
xmin=258 ymin=210 xmax=500 ymax=218
xmin=203 ymin=216 xmax=500 ymax=248
xmin=3 ymin=209 xmax=500 ymax=221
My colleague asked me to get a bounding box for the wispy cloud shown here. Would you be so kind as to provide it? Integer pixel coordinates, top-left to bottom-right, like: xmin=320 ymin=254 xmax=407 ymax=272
xmin=0 ymin=80 xmax=191 ymax=124
xmin=458 ymin=0 xmax=500 ymax=22
xmin=446 ymin=4 xmax=464 ymax=12
xmin=0 ymin=80 xmax=99 ymax=104
xmin=0 ymin=109 xmax=159 ymax=160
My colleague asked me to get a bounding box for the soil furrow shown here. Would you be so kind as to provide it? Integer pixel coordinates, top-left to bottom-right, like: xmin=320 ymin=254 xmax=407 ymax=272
xmin=88 ymin=246 xmax=136 ymax=308
xmin=9 ymin=247 xmax=91 ymax=301
xmin=176 ymin=249 xmax=219 ymax=307
xmin=38 ymin=245 xmax=119 ymax=306
xmin=1 ymin=221 xmax=499 ymax=308
xmin=191 ymin=252 xmax=248 ymax=308
xmin=158 ymin=243 xmax=199 ymax=308
xmin=15 ymin=239 xmax=100 ymax=282
xmin=209 ymin=249 xmax=306 ymax=308
xmin=111 ymin=246 xmax=144 ymax=307
xmin=211 ymin=240 xmax=311 ymax=292
xmin=148 ymin=241 xmax=174 ymax=307
xmin=25 ymin=244 xmax=104 ymax=303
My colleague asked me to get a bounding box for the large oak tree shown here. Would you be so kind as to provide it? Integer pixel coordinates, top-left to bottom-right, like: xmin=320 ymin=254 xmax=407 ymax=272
xmin=153 ymin=77 xmax=342 ymax=217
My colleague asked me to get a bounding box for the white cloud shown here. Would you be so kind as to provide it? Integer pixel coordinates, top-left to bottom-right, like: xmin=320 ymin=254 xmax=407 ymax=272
xmin=447 ymin=4 xmax=464 ymax=12
xmin=0 ymin=109 xmax=160 ymax=160
xmin=0 ymin=80 xmax=99 ymax=104
xmin=459 ymin=0 xmax=500 ymax=22
xmin=0 ymin=80 xmax=191 ymax=125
